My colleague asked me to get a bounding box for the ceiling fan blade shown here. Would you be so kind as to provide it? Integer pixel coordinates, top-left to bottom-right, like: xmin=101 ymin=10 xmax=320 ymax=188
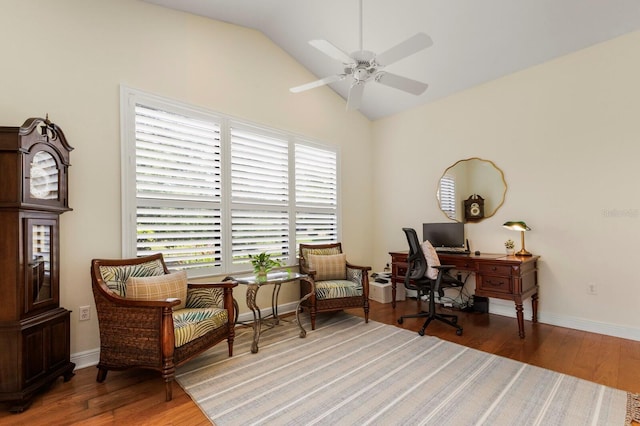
xmin=290 ymin=74 xmax=345 ymax=93
xmin=376 ymin=72 xmax=428 ymax=95
xmin=346 ymin=83 xmax=365 ymax=110
xmin=375 ymin=33 xmax=433 ymax=66
xmin=309 ymin=39 xmax=356 ymax=65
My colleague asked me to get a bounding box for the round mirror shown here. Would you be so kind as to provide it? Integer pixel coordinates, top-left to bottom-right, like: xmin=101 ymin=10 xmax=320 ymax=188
xmin=437 ymin=157 xmax=507 ymax=223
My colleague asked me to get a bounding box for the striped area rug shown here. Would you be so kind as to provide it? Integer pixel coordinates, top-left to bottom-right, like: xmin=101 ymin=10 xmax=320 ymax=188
xmin=176 ymin=313 xmax=637 ymax=425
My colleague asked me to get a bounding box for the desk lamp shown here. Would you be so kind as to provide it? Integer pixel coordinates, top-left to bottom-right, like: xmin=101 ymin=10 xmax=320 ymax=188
xmin=503 ymin=221 xmax=532 ymax=256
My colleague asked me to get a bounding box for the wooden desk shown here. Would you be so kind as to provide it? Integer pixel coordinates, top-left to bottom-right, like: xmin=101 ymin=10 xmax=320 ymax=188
xmin=389 ymin=251 xmax=539 ymax=338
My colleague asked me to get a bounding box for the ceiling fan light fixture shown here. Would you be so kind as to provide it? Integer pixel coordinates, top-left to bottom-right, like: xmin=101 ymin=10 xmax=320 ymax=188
xmin=289 ymin=0 xmax=432 ymax=111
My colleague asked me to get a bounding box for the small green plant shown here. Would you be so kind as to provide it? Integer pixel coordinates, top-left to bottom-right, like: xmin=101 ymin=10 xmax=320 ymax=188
xmin=504 ymin=239 xmax=515 ymax=250
xmin=249 ymin=252 xmax=281 ymax=275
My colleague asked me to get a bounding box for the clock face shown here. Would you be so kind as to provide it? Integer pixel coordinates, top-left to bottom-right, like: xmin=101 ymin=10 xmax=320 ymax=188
xmin=29 ymin=151 xmax=58 ymax=200
xmin=470 ymin=202 xmax=481 ymax=217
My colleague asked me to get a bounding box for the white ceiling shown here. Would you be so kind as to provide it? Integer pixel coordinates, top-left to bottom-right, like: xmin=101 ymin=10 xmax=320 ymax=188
xmin=144 ymin=0 xmax=640 ymax=120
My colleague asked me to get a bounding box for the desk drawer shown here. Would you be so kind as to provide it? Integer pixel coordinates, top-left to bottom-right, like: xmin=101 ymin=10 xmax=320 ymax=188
xmin=478 ymin=263 xmax=512 ymax=276
xmin=441 ymin=257 xmax=475 ymax=271
xmin=478 ymin=275 xmax=512 ymax=294
xmin=393 ymin=264 xmax=408 ymax=281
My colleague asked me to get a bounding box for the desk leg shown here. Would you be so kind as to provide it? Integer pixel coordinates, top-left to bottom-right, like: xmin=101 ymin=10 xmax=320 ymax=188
xmin=246 ymin=283 xmax=262 ymax=353
xmin=391 ymin=281 xmax=397 ymax=309
xmin=531 ymin=293 xmax=539 ymax=323
xmin=514 ymin=298 xmax=525 ymax=339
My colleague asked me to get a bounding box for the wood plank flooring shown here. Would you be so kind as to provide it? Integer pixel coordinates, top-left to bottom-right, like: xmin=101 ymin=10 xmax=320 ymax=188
xmin=2 ymin=299 xmax=639 ymax=424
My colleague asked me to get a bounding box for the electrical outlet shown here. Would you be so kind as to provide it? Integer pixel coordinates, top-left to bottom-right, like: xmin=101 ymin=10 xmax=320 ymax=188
xmin=79 ymin=305 xmax=91 ymax=321
xmin=587 ymin=283 xmax=598 ymax=295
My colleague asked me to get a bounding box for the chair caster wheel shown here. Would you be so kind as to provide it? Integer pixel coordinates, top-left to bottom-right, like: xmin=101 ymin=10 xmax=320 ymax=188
xmin=418 ymin=329 xmax=425 ymax=336
xmin=398 ymin=318 xmax=403 ymax=324
xmin=456 ymin=329 xmax=463 ymax=336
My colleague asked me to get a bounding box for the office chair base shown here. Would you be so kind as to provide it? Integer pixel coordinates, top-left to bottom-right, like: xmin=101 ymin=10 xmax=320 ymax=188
xmin=398 ymin=311 xmax=463 ymax=336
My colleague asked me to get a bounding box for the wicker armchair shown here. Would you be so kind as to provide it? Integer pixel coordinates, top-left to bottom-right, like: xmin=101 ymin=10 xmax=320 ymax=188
xmin=90 ymin=253 xmax=237 ymax=401
xmin=299 ymin=243 xmax=371 ymax=330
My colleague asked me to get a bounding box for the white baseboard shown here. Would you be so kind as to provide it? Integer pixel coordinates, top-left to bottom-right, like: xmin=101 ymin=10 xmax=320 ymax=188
xmin=488 ymin=298 xmax=640 ymax=341
xmin=72 ymin=348 xmax=100 ymax=370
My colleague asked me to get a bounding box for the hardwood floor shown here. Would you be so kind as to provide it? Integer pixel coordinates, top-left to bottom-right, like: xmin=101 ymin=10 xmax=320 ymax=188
xmin=2 ymin=300 xmax=639 ymax=424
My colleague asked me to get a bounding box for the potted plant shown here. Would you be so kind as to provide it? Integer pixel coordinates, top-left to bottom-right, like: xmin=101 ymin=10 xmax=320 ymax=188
xmin=249 ymin=252 xmax=281 ymax=279
xmin=504 ymin=239 xmax=515 ymax=255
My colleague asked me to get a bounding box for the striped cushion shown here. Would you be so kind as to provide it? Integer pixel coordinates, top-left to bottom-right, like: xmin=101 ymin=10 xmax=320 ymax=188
xmin=308 ymin=253 xmax=347 ymax=281
xmin=186 ymin=287 xmax=225 ymax=309
xmin=99 ymin=259 xmax=165 ymax=297
xmin=315 ymin=279 xmax=363 ymax=300
xmin=173 ymin=307 xmax=228 ymax=347
xmin=126 ymin=270 xmax=188 ymax=310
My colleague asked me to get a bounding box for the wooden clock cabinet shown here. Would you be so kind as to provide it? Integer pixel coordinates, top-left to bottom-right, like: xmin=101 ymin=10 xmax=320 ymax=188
xmin=0 ymin=117 xmax=75 ymax=412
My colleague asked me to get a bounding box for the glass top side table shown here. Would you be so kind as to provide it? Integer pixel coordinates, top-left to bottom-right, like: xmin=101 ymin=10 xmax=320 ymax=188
xmin=231 ymin=271 xmax=310 ymax=353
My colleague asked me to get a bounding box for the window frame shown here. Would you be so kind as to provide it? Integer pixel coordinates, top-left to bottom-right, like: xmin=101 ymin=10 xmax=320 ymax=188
xmin=120 ymin=86 xmax=341 ymax=277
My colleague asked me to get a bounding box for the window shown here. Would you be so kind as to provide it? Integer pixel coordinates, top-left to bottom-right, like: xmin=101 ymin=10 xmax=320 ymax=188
xmin=438 ymin=175 xmax=456 ymax=220
xmin=121 ymin=87 xmax=339 ymax=276
xmin=295 ymin=144 xmax=338 ymax=245
xmin=229 ymin=126 xmax=290 ymax=267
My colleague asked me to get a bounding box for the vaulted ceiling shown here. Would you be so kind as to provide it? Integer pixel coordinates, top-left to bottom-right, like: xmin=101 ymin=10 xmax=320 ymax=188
xmin=144 ymin=0 xmax=640 ymax=120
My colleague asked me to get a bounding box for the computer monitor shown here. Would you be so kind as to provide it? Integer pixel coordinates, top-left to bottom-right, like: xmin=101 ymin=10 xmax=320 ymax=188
xmin=422 ymin=222 xmax=465 ymax=249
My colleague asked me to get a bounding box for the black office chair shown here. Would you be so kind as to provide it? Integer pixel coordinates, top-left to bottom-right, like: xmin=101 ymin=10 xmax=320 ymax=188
xmin=397 ymin=227 xmax=464 ymax=336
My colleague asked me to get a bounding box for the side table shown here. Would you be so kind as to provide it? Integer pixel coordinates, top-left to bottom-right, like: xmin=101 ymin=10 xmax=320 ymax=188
xmin=231 ymin=271 xmax=309 ymax=353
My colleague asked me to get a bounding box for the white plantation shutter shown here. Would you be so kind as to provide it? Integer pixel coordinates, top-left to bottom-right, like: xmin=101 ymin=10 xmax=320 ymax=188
xmin=439 ymin=175 xmax=456 ymax=220
xmin=295 ymin=211 xmax=337 ymax=244
xmin=230 ymin=128 xmax=288 ymax=205
xmin=122 ymin=88 xmax=339 ymax=275
xmin=134 ymin=104 xmax=222 ymax=273
xmin=230 ymin=127 xmax=289 ymax=266
xmin=295 ymin=144 xmax=338 ymax=245
xmin=230 ymin=209 xmax=289 ymax=266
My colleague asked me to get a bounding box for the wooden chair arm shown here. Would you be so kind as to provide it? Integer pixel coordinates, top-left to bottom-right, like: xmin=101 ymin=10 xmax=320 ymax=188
xmin=299 ymin=265 xmax=317 ymax=279
xmin=346 ymin=262 xmax=372 ymax=272
xmin=188 ymin=281 xmax=238 ymax=289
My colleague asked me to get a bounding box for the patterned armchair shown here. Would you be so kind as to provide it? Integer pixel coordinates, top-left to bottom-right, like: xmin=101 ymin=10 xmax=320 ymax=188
xmin=299 ymin=243 xmax=371 ymax=330
xmin=90 ymin=253 xmax=236 ymax=401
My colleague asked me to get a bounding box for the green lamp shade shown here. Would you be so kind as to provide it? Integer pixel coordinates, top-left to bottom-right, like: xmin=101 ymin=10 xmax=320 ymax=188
xmin=503 ymin=221 xmax=531 ymax=231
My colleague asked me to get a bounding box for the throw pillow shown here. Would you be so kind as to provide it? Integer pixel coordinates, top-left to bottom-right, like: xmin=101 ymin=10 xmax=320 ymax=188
xmin=126 ymin=270 xmax=188 ymax=310
xmin=308 ymin=253 xmax=347 ymax=281
xmin=420 ymin=240 xmax=441 ymax=280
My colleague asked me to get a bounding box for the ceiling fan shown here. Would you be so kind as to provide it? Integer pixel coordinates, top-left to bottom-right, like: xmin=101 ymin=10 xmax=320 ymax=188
xmin=289 ymin=0 xmax=433 ymax=110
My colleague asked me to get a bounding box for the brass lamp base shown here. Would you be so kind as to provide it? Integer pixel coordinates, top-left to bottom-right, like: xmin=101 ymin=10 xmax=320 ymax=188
xmin=517 ymin=230 xmax=532 ymax=256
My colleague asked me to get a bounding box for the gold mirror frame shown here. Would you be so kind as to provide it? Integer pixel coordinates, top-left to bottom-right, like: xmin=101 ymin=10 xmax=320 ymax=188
xmin=436 ymin=157 xmax=507 ymax=223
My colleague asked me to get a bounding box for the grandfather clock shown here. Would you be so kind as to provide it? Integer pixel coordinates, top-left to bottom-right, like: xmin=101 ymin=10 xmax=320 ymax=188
xmin=0 ymin=117 xmax=75 ymax=412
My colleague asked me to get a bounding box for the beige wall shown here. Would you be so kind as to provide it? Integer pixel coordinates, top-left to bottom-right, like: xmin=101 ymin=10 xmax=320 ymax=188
xmin=2 ymin=0 xmax=638 ymax=364
xmin=372 ymin=31 xmax=640 ymax=340
xmin=0 ymin=0 xmax=373 ymax=359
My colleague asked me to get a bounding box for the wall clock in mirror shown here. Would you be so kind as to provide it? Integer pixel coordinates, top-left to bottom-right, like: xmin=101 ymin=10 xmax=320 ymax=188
xmin=437 ymin=157 xmax=507 ymax=223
